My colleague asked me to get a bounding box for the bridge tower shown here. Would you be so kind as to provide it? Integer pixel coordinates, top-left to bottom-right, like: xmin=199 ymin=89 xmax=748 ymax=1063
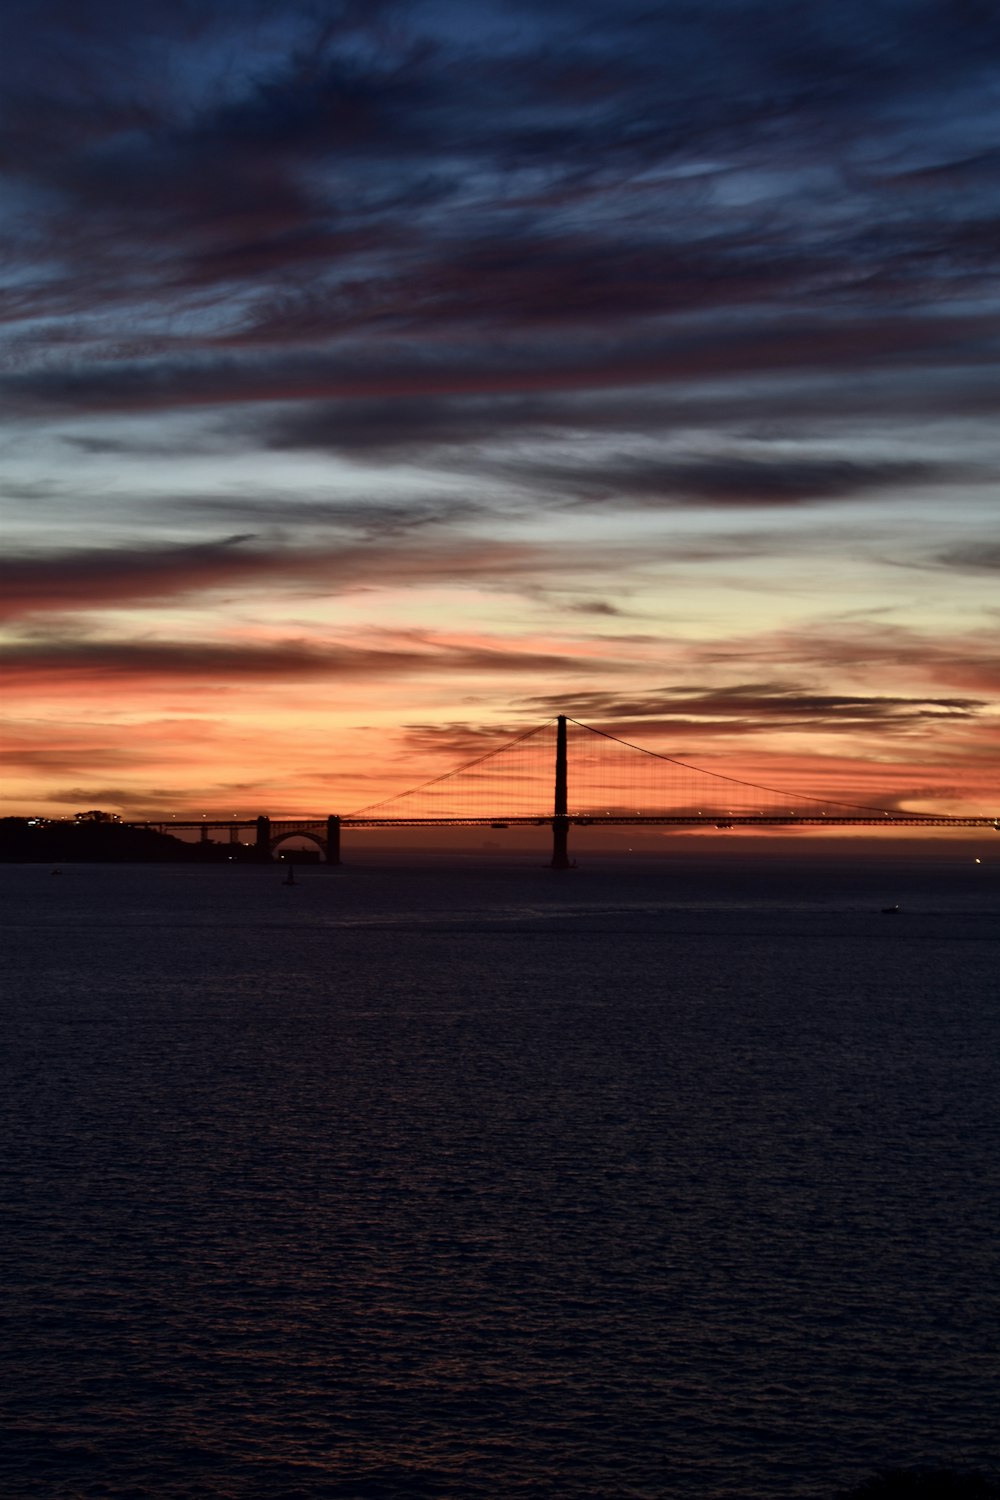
xmin=255 ymin=814 xmax=271 ymax=862
xmin=550 ymin=715 xmax=572 ymax=869
xmin=326 ymin=815 xmax=341 ymax=865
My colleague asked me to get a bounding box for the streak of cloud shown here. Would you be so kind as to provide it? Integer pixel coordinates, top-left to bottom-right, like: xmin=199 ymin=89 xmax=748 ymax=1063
xmin=0 ymin=633 xmax=614 ymax=685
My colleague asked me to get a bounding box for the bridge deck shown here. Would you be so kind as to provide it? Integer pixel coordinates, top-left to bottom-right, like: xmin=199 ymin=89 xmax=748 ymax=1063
xmin=48 ymin=717 xmax=998 ymax=839
xmin=134 ymin=815 xmax=998 ymax=830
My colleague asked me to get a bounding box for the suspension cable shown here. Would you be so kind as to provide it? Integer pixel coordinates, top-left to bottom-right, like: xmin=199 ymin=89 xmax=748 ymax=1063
xmin=346 ymin=719 xmax=554 ymax=816
xmin=568 ymin=718 xmax=932 ymax=818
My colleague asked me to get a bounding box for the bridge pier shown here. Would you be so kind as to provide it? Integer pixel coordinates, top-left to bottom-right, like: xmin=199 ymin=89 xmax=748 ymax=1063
xmin=550 ymin=815 xmax=571 ymax=869
xmin=255 ymin=814 xmax=271 ymax=862
xmin=326 ymin=815 xmax=341 ymax=865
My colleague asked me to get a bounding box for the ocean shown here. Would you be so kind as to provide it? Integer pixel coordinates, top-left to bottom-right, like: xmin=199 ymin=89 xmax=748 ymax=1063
xmin=1 ymin=853 xmax=997 ymax=1499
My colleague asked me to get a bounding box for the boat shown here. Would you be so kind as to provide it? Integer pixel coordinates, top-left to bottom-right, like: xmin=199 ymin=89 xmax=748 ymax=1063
xmin=881 ymin=903 xmax=900 ymax=914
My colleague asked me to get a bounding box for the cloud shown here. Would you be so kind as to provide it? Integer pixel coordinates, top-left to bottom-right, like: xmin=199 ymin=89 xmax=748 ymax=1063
xmin=259 ymin=394 xmax=566 ymax=459
xmin=0 ymin=531 xmax=579 ymax=620
xmin=2 ymin=0 xmax=997 ymax=821
xmin=2 ymin=305 xmax=996 ymax=423
xmin=0 ymin=743 xmax=144 ymax=774
xmin=231 ymin=231 xmax=816 ymax=349
xmin=0 ymin=631 xmax=612 ymax=686
xmin=175 ymin=494 xmax=484 ymax=537
xmin=399 ymin=721 xmax=536 ymax=760
xmin=250 ymin=386 xmax=997 ymax=471
xmin=567 ymin=600 xmax=625 ymax=616
xmin=930 ymin=542 xmax=1000 ymax=573
xmin=757 ymin=624 xmax=1000 ymax=698
xmin=520 ymin=683 xmax=986 ymax=737
xmin=503 ymin=454 xmax=954 ymax=508
xmin=0 ymin=535 xmax=269 ymax=618
xmin=4 ymin=0 xmax=1000 ymax=380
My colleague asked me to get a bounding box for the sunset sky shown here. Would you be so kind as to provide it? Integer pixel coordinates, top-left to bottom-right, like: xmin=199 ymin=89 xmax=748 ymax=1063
xmin=2 ymin=0 xmax=998 ymax=821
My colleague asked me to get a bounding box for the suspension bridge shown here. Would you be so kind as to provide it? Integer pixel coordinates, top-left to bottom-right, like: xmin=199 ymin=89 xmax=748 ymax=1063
xmin=141 ymin=715 xmax=998 ymax=865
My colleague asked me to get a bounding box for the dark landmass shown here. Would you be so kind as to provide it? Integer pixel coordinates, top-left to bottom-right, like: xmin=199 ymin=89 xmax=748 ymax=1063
xmin=2 ymin=816 xmax=994 ymax=871
xmin=0 ymin=818 xmax=253 ymax=864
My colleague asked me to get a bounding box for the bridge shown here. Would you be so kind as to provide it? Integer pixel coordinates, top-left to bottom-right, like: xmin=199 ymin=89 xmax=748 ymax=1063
xmin=140 ymin=715 xmax=998 ymax=866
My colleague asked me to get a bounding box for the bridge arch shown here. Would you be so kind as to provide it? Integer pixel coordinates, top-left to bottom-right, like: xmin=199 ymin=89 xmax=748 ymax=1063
xmin=255 ymin=814 xmax=340 ymax=864
xmin=269 ymin=830 xmax=328 ymax=861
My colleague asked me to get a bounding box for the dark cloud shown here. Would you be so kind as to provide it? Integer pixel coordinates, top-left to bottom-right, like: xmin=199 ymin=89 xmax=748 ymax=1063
xmin=172 ymin=495 xmax=482 ymax=537
xmin=0 ymin=744 xmax=143 ymax=773
xmin=400 ymin=722 xmax=535 ymax=759
xmin=232 ymin=232 xmax=815 ymax=348
xmin=4 ymin=307 xmax=993 ymax=426
xmin=0 ymin=633 xmax=608 ymax=683
xmin=260 ymin=394 xmax=562 ymax=458
xmin=522 ymin=684 xmax=987 ymax=732
xmin=749 ymin=625 xmax=1000 ymax=697
xmin=242 ymin=382 xmax=998 ymax=478
xmin=931 ymin=543 xmax=1000 ymax=572
xmin=2 ymin=0 xmax=999 ymax=427
xmin=269 ymin=371 xmax=1000 ymax=447
xmin=567 ymin=600 xmax=624 ymax=616
xmin=0 ymin=536 xmax=269 ymax=618
xmin=0 ymin=531 xmax=573 ymax=619
xmin=38 ymin=786 xmax=170 ymax=810
xmin=508 ymin=454 xmax=952 ymax=508
xmin=31 ymin=780 xmax=275 ymax=812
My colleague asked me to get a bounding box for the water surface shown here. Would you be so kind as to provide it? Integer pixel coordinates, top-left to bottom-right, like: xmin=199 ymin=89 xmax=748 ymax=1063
xmin=2 ymin=857 xmax=997 ymax=1498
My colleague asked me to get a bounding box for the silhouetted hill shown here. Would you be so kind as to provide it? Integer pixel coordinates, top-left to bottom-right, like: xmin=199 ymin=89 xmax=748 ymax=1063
xmin=0 ymin=818 xmax=245 ymax=863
